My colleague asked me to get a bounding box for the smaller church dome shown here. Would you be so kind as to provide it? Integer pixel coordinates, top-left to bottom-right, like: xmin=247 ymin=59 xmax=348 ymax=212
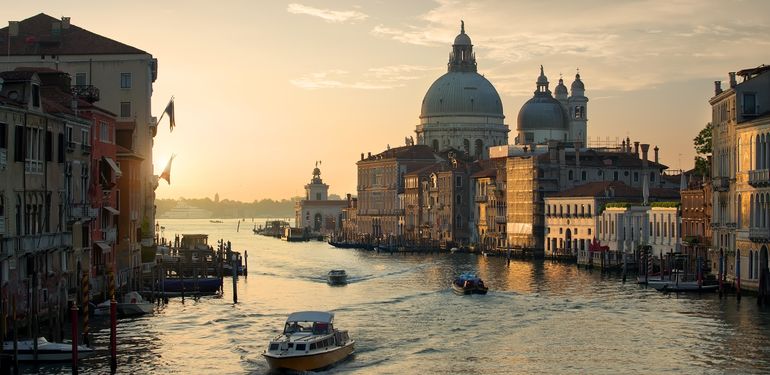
xmin=517 ymin=96 xmax=569 ymax=131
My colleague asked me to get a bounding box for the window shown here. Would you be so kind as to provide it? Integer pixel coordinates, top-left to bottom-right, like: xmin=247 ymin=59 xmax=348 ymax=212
xmin=634 ymin=172 xmax=639 ymax=182
xmin=100 ymin=121 xmax=110 ymax=142
xmin=581 ymin=171 xmax=587 ymax=180
xmin=456 ymin=194 xmax=462 ymax=204
xmin=613 ymin=171 xmax=618 ymax=181
xmin=0 ymin=122 xmax=6 ymax=149
xmin=743 ymin=93 xmax=756 ymax=115
xmin=81 ymin=129 xmax=90 ymax=146
xmin=315 ymin=192 xmax=321 ymax=200
xmin=120 ymin=102 xmax=131 ymax=118
xmin=31 ymin=84 xmax=40 ymax=107
xmin=456 ymin=176 xmax=462 ymax=187
xmin=75 ymin=73 xmax=87 ymax=86
xmin=650 ymin=172 xmax=655 ymax=182
xmin=568 ymin=170 xmax=574 ymax=180
xmin=120 ymin=73 xmax=132 ymax=89
xmin=66 ymin=126 xmax=74 ymax=143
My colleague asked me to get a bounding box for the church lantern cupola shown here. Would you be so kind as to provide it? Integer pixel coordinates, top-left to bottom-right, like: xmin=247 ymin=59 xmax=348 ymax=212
xmin=448 ymin=21 xmax=477 ymax=73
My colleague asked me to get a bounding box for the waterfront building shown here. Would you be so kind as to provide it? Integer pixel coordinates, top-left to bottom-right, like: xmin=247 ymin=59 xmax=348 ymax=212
xmin=516 ymin=67 xmax=588 ymax=146
xmin=415 ymin=22 xmax=508 ymax=159
xmin=356 ymin=145 xmax=439 ymax=240
xmin=545 ymin=181 xmax=679 ymax=260
xmin=495 ymin=140 xmax=672 ymax=254
xmin=0 ymin=14 xmax=161 ymax=278
xmin=681 ymin=176 xmax=712 ymax=269
xmin=710 ymin=65 xmax=770 ymax=292
xmin=340 ymin=194 xmax=358 ymax=241
xmin=115 ymin=120 xmax=145 ymax=286
xmin=402 ymin=152 xmax=473 ymax=247
xmin=294 ymin=164 xmax=347 ymax=236
xmin=469 ymin=157 xmax=507 ymax=250
xmin=0 ymin=69 xmax=93 ymax=317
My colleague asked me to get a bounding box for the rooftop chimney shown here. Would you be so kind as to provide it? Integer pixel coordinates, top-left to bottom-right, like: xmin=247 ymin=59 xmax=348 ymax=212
xmin=61 ymin=17 xmax=70 ymax=29
xmin=367 ymin=152 xmax=371 ymax=158
xmin=714 ymin=81 xmax=722 ymax=95
xmin=653 ymin=145 xmax=659 ymax=164
xmin=634 ymin=141 xmax=640 ymax=157
xmin=729 ymin=72 xmax=737 ymax=88
xmin=360 ymin=153 xmax=364 ymax=161
xmin=641 ymin=144 xmax=650 ymax=168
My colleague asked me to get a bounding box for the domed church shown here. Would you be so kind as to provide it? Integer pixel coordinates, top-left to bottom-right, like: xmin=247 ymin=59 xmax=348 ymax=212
xmin=415 ymin=21 xmax=509 ymax=159
xmin=516 ymin=66 xmax=588 ymax=145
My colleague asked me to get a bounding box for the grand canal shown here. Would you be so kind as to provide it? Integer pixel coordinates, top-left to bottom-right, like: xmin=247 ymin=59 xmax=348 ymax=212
xmin=27 ymin=219 xmax=770 ymax=374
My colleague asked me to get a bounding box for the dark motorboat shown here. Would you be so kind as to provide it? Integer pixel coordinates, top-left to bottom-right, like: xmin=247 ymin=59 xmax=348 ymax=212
xmin=452 ymin=273 xmax=488 ymax=295
xmin=327 ymin=270 xmax=348 ymax=285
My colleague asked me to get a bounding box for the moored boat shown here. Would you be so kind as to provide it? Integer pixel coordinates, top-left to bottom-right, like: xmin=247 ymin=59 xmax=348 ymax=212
xmin=161 ymin=277 xmax=222 ymax=295
xmin=327 ymin=270 xmax=348 ymax=285
xmin=452 ymin=273 xmax=488 ymax=295
xmin=95 ymin=291 xmax=154 ymax=317
xmin=263 ymin=311 xmax=354 ymax=371
xmin=2 ymin=337 xmax=95 ymax=362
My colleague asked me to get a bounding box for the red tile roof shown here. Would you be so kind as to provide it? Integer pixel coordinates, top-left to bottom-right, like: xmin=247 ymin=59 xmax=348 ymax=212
xmin=0 ymin=13 xmax=148 ymax=56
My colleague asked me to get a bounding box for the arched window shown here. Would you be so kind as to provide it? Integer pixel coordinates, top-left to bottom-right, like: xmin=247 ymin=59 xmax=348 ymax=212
xmin=463 ymin=139 xmax=470 ymax=154
xmin=456 ymin=194 xmax=462 ymax=205
xmin=738 ymin=194 xmax=742 ymax=228
xmin=474 ymin=139 xmax=483 ymax=158
xmin=455 ymin=215 xmax=462 ymax=229
xmin=432 ymin=139 xmax=439 ymax=152
xmin=749 ymin=250 xmax=754 ymax=279
xmin=568 ymin=170 xmax=574 ymax=180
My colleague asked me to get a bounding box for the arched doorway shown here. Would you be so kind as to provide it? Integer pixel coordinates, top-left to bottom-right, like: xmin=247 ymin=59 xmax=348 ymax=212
xmin=313 ymin=213 xmax=322 ymax=232
xmin=564 ymin=228 xmax=572 ymax=251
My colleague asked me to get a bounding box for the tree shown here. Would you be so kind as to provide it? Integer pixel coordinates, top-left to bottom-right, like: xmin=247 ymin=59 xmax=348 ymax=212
xmin=693 ymin=122 xmax=712 ymax=177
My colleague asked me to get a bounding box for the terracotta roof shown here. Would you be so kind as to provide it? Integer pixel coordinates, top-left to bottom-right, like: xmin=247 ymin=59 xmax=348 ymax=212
xmin=0 ymin=13 xmax=148 ymax=56
xmin=360 ymin=145 xmax=436 ymax=162
xmin=536 ymin=149 xmax=668 ymax=170
xmin=548 ymin=181 xmax=680 ymax=200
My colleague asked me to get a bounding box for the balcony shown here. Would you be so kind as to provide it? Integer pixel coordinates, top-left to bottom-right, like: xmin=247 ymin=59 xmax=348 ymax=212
xmin=749 ymin=227 xmax=770 ymax=242
xmin=66 ymin=141 xmax=76 ymax=152
xmin=18 ymin=233 xmax=73 ymax=253
xmin=81 ymin=143 xmax=92 ymax=154
xmin=71 ymin=85 xmax=100 ymax=103
xmin=748 ymin=169 xmax=770 ymax=187
xmin=712 ymin=177 xmax=730 ymax=192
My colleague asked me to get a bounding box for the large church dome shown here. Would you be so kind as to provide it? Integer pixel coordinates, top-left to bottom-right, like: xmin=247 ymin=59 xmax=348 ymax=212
xmin=420 ymin=72 xmax=504 ymax=119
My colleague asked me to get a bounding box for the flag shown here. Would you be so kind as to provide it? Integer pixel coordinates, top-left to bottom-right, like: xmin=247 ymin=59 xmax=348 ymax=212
xmin=160 ymin=154 xmax=176 ymax=185
xmin=158 ymin=98 xmax=176 ymax=132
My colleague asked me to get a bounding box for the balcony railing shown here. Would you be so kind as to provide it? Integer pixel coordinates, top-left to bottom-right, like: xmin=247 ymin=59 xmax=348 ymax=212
xmin=749 ymin=227 xmax=770 ymax=242
xmin=748 ymin=169 xmax=770 ymax=187
xmin=66 ymin=141 xmax=76 ymax=152
xmin=17 ymin=233 xmax=73 ymax=253
xmin=81 ymin=143 xmax=92 ymax=154
xmin=712 ymin=177 xmax=730 ymax=192
xmin=71 ymin=85 xmax=100 ymax=103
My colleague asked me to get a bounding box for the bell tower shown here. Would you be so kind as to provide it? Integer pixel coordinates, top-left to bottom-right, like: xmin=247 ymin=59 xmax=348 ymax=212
xmin=568 ymin=71 xmax=588 ymax=145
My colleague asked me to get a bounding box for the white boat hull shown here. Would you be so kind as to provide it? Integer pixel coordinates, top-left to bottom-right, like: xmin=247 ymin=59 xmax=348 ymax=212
xmin=2 ymin=338 xmax=94 ymax=362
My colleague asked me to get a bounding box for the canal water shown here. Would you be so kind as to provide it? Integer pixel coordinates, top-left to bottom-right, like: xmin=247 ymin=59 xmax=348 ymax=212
xmin=25 ymin=219 xmax=770 ymax=374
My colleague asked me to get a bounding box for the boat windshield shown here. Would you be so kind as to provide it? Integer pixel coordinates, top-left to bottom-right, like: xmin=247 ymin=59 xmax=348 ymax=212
xmin=284 ymin=321 xmax=332 ymax=335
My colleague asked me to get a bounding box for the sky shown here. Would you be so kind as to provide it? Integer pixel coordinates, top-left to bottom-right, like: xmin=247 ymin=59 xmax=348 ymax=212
xmin=6 ymin=0 xmax=770 ymax=201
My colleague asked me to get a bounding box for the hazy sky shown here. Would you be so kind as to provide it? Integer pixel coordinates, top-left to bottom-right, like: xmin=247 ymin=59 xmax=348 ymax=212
xmin=7 ymin=1 xmax=770 ymax=201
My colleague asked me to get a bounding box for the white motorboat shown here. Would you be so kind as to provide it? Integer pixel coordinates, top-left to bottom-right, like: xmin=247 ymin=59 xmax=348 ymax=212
xmin=263 ymin=311 xmax=354 ymax=371
xmin=327 ymin=270 xmax=348 ymax=285
xmin=95 ymin=291 xmax=154 ymax=317
xmin=2 ymin=337 xmax=94 ymax=362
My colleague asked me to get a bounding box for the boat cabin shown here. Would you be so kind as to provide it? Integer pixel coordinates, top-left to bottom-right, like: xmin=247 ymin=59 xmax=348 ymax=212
xmin=267 ymin=311 xmax=349 ymax=354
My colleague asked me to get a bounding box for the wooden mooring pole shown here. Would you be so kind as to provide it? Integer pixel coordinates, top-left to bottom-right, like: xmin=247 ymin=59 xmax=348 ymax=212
xmin=70 ymin=302 xmax=79 ymax=374
xmin=109 ymin=270 xmax=117 ymax=373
